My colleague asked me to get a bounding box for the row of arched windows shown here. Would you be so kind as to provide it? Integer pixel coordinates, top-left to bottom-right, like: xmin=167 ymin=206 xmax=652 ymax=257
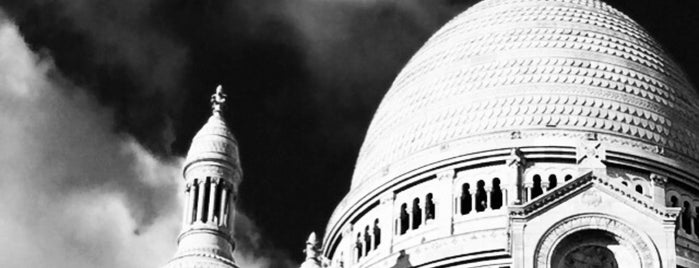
xmin=185 ymin=177 xmax=231 ymax=226
xmin=527 ymin=174 xmax=572 ymax=200
xmin=397 ymin=193 xmax=436 ymax=235
xmin=355 ymin=219 xmax=381 ymax=261
xmin=619 ymin=180 xmax=645 ymax=195
xmin=460 ymin=178 xmax=503 ymax=215
xmin=669 ymin=196 xmax=699 ymax=239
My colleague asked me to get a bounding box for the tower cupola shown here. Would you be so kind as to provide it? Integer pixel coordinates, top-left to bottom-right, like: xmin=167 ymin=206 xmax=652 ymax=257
xmin=164 ymin=85 xmax=242 ymax=268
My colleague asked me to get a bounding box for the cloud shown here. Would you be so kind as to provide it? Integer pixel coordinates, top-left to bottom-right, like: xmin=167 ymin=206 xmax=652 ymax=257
xmin=0 ymin=13 xmax=293 ymax=268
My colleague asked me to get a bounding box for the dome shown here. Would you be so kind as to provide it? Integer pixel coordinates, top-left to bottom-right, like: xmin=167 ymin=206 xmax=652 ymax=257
xmin=183 ymin=112 xmax=241 ymax=178
xmin=351 ymin=0 xmax=699 ymax=190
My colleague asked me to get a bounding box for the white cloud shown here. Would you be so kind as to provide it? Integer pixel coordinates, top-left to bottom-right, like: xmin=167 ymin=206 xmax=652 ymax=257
xmin=0 ymin=12 xmax=296 ymax=268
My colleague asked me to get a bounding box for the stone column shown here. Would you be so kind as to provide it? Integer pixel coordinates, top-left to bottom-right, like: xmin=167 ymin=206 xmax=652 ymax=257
xmin=484 ymin=186 xmax=492 ymax=211
xmin=506 ymin=148 xmax=526 ymax=205
xmin=437 ymin=169 xmax=455 ymax=235
xmin=219 ymin=185 xmax=229 ymax=227
xmin=208 ymin=179 xmax=218 ymax=224
xmin=524 ymin=182 xmax=533 ymax=202
xmin=650 ymin=173 xmax=667 ymax=206
xmin=341 ymin=225 xmax=353 ymax=265
xmin=182 ymin=185 xmax=191 ymax=227
xmin=197 ymin=179 xmax=207 ymax=223
xmin=379 ymin=192 xmax=395 ymax=254
xmin=470 ymin=188 xmax=477 ymax=213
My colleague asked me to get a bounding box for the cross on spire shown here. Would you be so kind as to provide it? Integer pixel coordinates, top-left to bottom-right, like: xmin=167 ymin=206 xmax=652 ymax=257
xmin=210 ymin=84 xmax=228 ymax=114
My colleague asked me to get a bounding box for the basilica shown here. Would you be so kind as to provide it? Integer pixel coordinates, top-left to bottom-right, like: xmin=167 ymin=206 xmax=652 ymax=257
xmin=162 ymin=0 xmax=699 ymax=267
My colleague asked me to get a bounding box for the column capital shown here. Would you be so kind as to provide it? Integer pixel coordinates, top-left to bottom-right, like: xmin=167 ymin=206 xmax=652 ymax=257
xmin=506 ymin=147 xmax=526 ymax=167
xmin=650 ymin=173 xmax=668 ymax=187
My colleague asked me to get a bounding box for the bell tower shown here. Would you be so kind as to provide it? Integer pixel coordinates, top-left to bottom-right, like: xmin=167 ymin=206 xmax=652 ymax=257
xmin=164 ymin=85 xmax=242 ymax=268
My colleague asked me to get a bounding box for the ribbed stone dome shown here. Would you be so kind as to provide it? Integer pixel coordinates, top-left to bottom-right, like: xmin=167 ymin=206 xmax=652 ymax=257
xmin=183 ymin=113 xmax=240 ymax=177
xmin=351 ymin=0 xmax=699 ymax=189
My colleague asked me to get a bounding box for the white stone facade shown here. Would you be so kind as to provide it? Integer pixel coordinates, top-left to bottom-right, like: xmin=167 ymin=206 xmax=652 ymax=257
xmin=163 ymin=87 xmax=241 ymax=268
xmin=320 ymin=0 xmax=699 ymax=267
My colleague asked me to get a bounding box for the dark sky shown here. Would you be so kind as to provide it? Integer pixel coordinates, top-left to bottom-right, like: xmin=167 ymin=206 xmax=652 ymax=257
xmin=0 ymin=0 xmax=697 ymax=264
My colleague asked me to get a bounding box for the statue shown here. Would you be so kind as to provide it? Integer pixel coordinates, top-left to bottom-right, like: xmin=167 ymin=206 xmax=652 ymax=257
xmin=210 ymin=84 xmax=228 ymax=114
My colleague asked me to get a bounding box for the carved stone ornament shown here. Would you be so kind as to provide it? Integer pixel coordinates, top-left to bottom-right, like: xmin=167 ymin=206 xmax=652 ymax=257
xmin=576 ymin=140 xmax=606 ymax=167
xmin=534 ymin=214 xmax=658 ymax=268
xmin=580 ymin=188 xmax=603 ymax=207
xmin=650 ymin=173 xmax=668 ymax=187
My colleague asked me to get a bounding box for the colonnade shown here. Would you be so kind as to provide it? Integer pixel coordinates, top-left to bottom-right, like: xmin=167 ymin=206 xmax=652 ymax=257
xmin=182 ymin=177 xmax=234 ymax=227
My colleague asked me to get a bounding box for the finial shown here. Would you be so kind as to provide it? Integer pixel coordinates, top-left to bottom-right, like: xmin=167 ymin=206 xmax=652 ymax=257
xmin=210 ymin=84 xmax=227 ymax=114
xmin=304 ymin=232 xmax=320 ymax=261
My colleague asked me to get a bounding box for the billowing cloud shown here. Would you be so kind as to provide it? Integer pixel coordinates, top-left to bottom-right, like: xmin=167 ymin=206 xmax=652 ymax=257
xmin=0 ymin=13 xmax=293 ymax=268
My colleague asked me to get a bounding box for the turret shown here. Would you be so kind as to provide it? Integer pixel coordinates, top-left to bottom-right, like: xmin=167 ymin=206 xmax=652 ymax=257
xmin=300 ymin=232 xmax=323 ymax=268
xmin=163 ymin=85 xmax=241 ymax=268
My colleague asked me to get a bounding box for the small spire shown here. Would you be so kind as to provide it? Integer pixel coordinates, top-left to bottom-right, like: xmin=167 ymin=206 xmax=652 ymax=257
xmin=304 ymin=232 xmax=320 ymax=261
xmin=306 ymin=232 xmax=319 ymax=246
xmin=210 ymin=84 xmax=228 ymax=114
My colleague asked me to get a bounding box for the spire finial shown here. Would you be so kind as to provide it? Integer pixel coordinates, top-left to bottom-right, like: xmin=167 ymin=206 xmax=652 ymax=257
xmin=304 ymin=232 xmax=320 ymax=261
xmin=210 ymin=84 xmax=227 ymax=114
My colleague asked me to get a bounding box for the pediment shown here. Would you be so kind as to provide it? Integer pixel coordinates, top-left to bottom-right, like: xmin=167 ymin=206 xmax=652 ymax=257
xmin=508 ymin=172 xmax=680 ymax=222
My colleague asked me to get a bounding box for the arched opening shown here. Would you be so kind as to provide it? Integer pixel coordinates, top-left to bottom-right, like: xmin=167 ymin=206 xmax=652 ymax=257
xmin=670 ymin=196 xmax=680 ymax=230
xmin=683 ymin=201 xmax=692 ymax=234
xmin=532 ymin=175 xmax=543 ymax=199
xmin=425 ymin=193 xmax=435 ymax=220
xmin=621 ymin=181 xmax=628 ymax=186
xmin=399 ymin=203 xmax=409 ymax=235
xmin=201 ymin=178 xmax=211 ymax=222
xmin=213 ymin=182 xmax=222 ymax=224
xmin=548 ymin=175 xmax=557 ymax=190
xmin=355 ymin=233 xmax=363 ymax=261
xmin=364 ymin=226 xmax=371 ymax=254
xmin=475 ymin=180 xmax=487 ymax=212
xmin=373 ymin=219 xmax=381 ymax=248
xmin=460 ymin=183 xmax=472 ymax=215
xmin=635 ymin=185 xmax=643 ymax=194
xmin=491 ymin=178 xmax=503 ymax=209
xmin=670 ymin=196 xmax=679 ymax=207
xmin=550 ymin=230 xmax=638 ymax=268
xmin=411 ymin=198 xmax=422 ymax=230
xmin=695 ymin=207 xmax=699 ymax=237
xmin=564 ymin=174 xmax=573 ymax=181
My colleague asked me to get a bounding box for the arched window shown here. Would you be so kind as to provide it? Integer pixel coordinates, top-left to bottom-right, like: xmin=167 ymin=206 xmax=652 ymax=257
xmin=355 ymin=233 xmax=363 ymax=261
xmin=412 ymin=198 xmax=422 ymax=230
xmin=670 ymin=196 xmax=679 ymax=231
xmin=399 ymin=203 xmax=409 ymax=235
xmin=425 ymin=193 xmax=435 ymax=220
xmin=373 ymin=219 xmax=381 ymax=248
xmin=475 ymin=180 xmax=487 ymax=212
xmin=364 ymin=226 xmax=371 ymax=254
xmin=213 ymin=182 xmax=223 ymax=223
xmin=460 ymin=183 xmax=472 ymax=215
xmin=564 ymin=174 xmax=573 ymax=181
xmin=532 ymin=175 xmax=543 ymax=199
xmin=202 ymin=178 xmax=211 ymax=222
xmin=683 ymin=201 xmax=692 ymax=234
xmin=491 ymin=178 xmax=503 ymax=209
xmin=635 ymin=185 xmax=643 ymax=194
xmin=548 ymin=175 xmax=557 ymax=190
